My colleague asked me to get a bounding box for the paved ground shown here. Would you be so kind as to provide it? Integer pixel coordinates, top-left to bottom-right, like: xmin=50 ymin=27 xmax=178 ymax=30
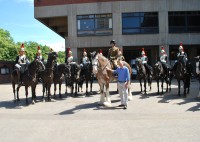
xmin=0 ymin=79 xmax=200 ymax=142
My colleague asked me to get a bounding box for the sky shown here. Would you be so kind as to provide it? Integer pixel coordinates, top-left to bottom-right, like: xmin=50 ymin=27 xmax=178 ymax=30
xmin=0 ymin=0 xmax=65 ymax=51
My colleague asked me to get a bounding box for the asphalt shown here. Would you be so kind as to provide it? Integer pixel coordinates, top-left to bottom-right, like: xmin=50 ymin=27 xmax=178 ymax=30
xmin=0 ymin=79 xmax=200 ymax=142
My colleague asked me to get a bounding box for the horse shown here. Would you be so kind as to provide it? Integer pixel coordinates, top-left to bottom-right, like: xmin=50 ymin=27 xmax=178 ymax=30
xmin=65 ymin=63 xmax=81 ymax=97
xmin=79 ymin=62 xmax=94 ymax=96
xmin=135 ymin=58 xmax=152 ymax=94
xmin=53 ymin=63 xmax=70 ymax=98
xmin=39 ymin=52 xmax=58 ymax=101
xmin=90 ymin=51 xmax=132 ymax=107
xmin=194 ymin=56 xmax=200 ymax=98
xmin=11 ymin=59 xmax=45 ymax=104
xmin=175 ymin=55 xmax=192 ymax=97
xmin=153 ymin=61 xmax=171 ymax=94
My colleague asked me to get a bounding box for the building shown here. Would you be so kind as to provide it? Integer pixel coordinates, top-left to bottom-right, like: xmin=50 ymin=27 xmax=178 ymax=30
xmin=0 ymin=61 xmax=14 ymax=84
xmin=34 ymin=0 xmax=200 ymax=66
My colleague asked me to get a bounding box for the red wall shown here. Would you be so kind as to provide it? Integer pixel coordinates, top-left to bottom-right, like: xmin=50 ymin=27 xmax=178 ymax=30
xmin=35 ymin=0 xmax=131 ymax=7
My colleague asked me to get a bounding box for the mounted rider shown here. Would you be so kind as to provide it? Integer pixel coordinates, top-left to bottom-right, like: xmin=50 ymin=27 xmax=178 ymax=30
xmin=107 ymin=40 xmax=120 ymax=69
xmin=80 ymin=49 xmax=90 ymax=67
xmin=160 ymin=46 xmax=169 ymax=74
xmin=140 ymin=48 xmax=152 ymax=76
xmin=118 ymin=49 xmax=125 ymax=61
xmin=173 ymin=42 xmax=192 ymax=75
xmin=67 ymin=48 xmax=74 ymax=64
xmin=35 ymin=46 xmax=44 ymax=62
xmin=15 ymin=43 xmax=30 ymax=84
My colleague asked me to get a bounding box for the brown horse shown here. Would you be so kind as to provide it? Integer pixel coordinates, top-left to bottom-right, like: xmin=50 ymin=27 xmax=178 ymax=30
xmin=11 ymin=59 xmax=45 ymax=104
xmin=39 ymin=52 xmax=58 ymax=101
xmin=53 ymin=63 xmax=70 ymax=98
xmin=90 ymin=51 xmax=132 ymax=107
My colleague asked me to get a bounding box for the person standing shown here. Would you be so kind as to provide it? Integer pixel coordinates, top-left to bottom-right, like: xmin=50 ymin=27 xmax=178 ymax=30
xmin=106 ymin=59 xmax=130 ymax=109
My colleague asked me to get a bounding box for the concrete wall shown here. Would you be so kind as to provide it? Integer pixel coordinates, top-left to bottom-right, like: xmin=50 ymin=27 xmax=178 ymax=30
xmin=35 ymin=0 xmax=200 ymax=61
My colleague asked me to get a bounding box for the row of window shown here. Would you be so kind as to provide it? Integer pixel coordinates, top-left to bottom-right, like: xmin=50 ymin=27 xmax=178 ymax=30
xmin=77 ymin=11 xmax=200 ymax=36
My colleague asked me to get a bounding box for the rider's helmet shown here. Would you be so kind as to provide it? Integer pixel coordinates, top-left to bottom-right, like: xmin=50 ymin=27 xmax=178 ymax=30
xmin=161 ymin=46 xmax=166 ymax=55
xmin=179 ymin=42 xmax=184 ymax=52
xmin=141 ymin=48 xmax=146 ymax=56
xmin=99 ymin=49 xmax=103 ymax=55
xmin=83 ymin=48 xmax=87 ymax=56
xmin=68 ymin=48 xmax=72 ymax=56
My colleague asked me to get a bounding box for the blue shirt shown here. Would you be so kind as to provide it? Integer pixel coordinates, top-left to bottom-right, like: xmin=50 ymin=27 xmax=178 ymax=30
xmin=113 ymin=66 xmax=130 ymax=82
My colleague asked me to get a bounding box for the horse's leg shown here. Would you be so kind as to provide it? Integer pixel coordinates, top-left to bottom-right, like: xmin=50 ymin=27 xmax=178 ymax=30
xmin=31 ymin=86 xmax=35 ymax=104
xmin=12 ymin=83 xmax=16 ymax=102
xmin=16 ymin=85 xmax=21 ymax=101
xmin=54 ymin=83 xmax=57 ymax=98
xmin=25 ymin=86 xmax=28 ymax=105
xmin=59 ymin=82 xmax=62 ymax=98
xmin=65 ymin=80 xmax=68 ymax=94
xmin=90 ymin=77 xmax=93 ymax=95
xmin=104 ymin=83 xmax=112 ymax=107
xmin=75 ymin=82 xmax=78 ymax=96
xmin=86 ymin=79 xmax=88 ymax=96
xmin=139 ymin=79 xmax=143 ymax=92
xmin=178 ymin=80 xmax=181 ymax=96
xmin=48 ymin=84 xmax=51 ymax=101
xmin=144 ymin=78 xmax=147 ymax=95
xmin=183 ymin=80 xmax=186 ymax=98
xmin=98 ymin=83 xmax=105 ymax=105
xmin=42 ymin=84 xmax=45 ymax=102
xmin=128 ymin=81 xmax=132 ymax=100
xmin=157 ymin=79 xmax=159 ymax=95
xmin=161 ymin=78 xmax=164 ymax=95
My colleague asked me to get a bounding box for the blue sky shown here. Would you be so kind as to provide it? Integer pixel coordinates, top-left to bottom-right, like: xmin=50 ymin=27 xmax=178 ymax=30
xmin=0 ymin=0 xmax=65 ymax=51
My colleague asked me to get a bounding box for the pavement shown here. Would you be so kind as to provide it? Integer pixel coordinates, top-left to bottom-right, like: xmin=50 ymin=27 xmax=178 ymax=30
xmin=0 ymin=79 xmax=200 ymax=142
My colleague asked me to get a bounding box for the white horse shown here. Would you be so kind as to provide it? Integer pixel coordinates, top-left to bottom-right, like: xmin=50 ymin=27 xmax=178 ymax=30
xmin=90 ymin=51 xmax=132 ymax=107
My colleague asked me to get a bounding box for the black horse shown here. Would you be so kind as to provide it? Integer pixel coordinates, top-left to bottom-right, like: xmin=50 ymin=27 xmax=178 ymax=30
xmin=39 ymin=52 xmax=58 ymax=101
xmin=135 ymin=58 xmax=152 ymax=94
xmin=153 ymin=61 xmax=171 ymax=94
xmin=65 ymin=63 xmax=81 ymax=96
xmin=79 ymin=63 xmax=94 ymax=96
xmin=11 ymin=59 xmax=45 ymax=104
xmin=53 ymin=63 xmax=70 ymax=98
xmin=175 ymin=55 xmax=192 ymax=97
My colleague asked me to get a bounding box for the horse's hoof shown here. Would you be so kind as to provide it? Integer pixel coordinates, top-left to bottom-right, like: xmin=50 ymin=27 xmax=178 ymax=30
xmin=43 ymin=99 xmax=45 ymax=102
xmin=128 ymin=96 xmax=133 ymax=101
xmin=32 ymin=100 xmax=35 ymax=104
xmin=103 ymin=102 xmax=112 ymax=107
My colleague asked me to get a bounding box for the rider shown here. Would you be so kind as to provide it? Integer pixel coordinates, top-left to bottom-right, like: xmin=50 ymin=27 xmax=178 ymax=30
xmin=15 ymin=43 xmax=30 ymax=84
xmin=67 ymin=48 xmax=74 ymax=64
xmin=140 ymin=48 xmax=152 ymax=76
xmin=80 ymin=49 xmax=90 ymax=67
xmin=118 ymin=49 xmax=125 ymax=61
xmin=160 ymin=46 xmax=169 ymax=74
xmin=107 ymin=40 xmax=120 ymax=69
xmin=173 ymin=42 xmax=191 ymax=74
xmin=35 ymin=46 xmax=44 ymax=62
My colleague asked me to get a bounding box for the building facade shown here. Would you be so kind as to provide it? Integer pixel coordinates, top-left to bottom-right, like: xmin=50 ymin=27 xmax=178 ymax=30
xmin=0 ymin=61 xmax=14 ymax=84
xmin=34 ymin=0 xmax=200 ymax=66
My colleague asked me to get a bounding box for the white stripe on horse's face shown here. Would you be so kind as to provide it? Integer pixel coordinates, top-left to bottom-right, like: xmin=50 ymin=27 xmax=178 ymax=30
xmin=92 ymin=56 xmax=98 ymax=74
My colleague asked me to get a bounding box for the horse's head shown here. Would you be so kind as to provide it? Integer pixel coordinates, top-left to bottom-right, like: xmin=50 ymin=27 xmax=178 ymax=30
xmin=90 ymin=51 xmax=98 ymax=74
xmin=47 ymin=52 xmax=58 ymax=61
xmin=177 ymin=55 xmax=187 ymax=74
xmin=153 ymin=61 xmax=162 ymax=77
xmin=70 ymin=63 xmax=81 ymax=80
xmin=34 ymin=59 xmax=45 ymax=72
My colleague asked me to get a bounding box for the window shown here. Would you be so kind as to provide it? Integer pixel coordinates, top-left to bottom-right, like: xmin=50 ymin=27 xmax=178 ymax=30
xmin=77 ymin=14 xmax=112 ymax=36
xmin=122 ymin=12 xmax=159 ymax=34
xmin=0 ymin=65 xmax=10 ymax=75
xmin=169 ymin=11 xmax=200 ymax=33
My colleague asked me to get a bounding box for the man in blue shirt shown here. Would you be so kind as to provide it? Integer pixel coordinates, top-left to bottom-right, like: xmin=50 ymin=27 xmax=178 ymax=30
xmin=106 ymin=59 xmax=130 ymax=109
